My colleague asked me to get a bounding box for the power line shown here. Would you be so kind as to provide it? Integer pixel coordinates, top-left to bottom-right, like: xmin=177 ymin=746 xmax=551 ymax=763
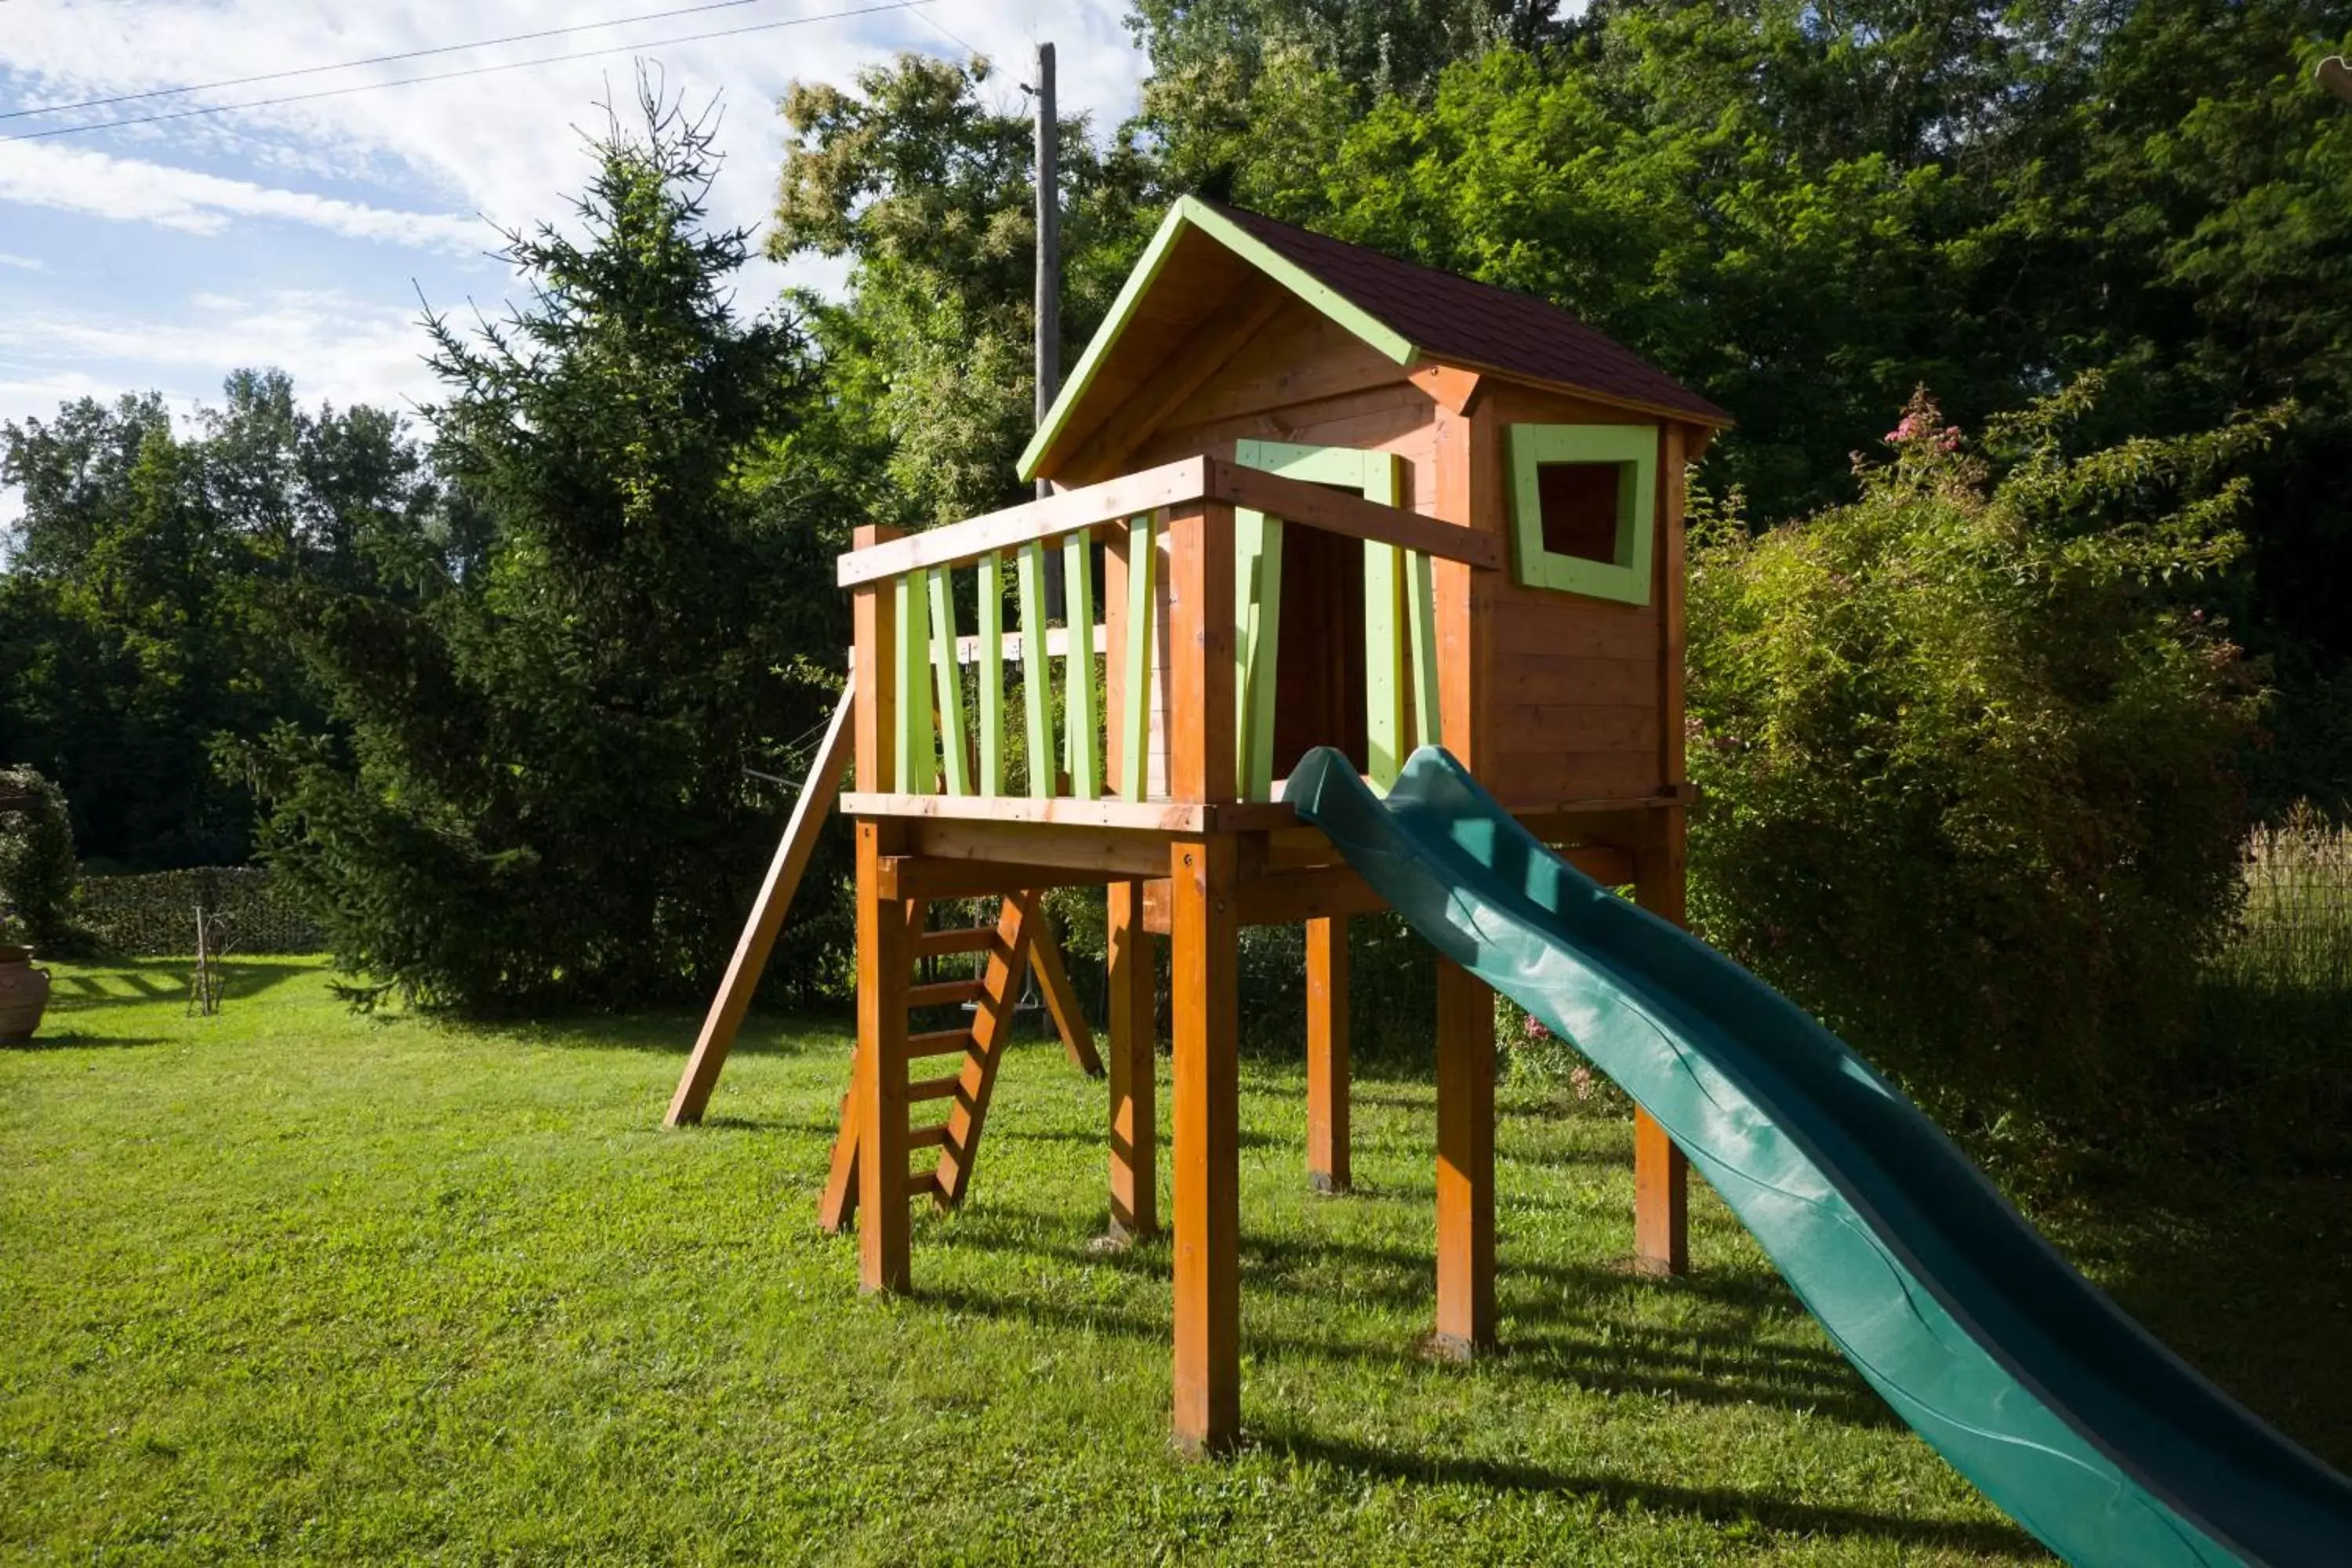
xmin=909 ymin=9 xmax=983 ymax=61
xmin=1 ymin=1 xmax=930 ymax=143
xmin=2 ymin=0 xmax=799 ymax=124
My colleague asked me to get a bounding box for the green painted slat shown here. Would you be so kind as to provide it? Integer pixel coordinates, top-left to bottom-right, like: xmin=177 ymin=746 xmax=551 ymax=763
xmin=1406 ymin=548 xmax=1440 ymax=750
xmin=1063 ymin=532 xmax=1100 ymax=801
xmin=1235 ymin=507 xmax=1284 ymax=801
xmin=1016 ymin=541 xmax=1054 ymax=797
xmin=1120 ymin=515 xmax=1156 ymax=802
xmin=1363 ymin=543 xmax=1406 ymax=788
xmin=927 ymin=567 xmax=970 ymax=796
xmin=895 ymin=568 xmax=935 ymax=793
xmin=977 ymin=553 xmax=1005 ymax=797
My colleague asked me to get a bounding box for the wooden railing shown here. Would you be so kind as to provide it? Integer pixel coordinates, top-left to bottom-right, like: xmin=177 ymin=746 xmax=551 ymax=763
xmin=841 ymin=456 xmax=1500 ymax=820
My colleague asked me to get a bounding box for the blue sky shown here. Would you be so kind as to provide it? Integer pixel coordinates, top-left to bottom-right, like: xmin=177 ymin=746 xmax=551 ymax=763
xmin=0 ymin=1 xmax=1149 ymax=510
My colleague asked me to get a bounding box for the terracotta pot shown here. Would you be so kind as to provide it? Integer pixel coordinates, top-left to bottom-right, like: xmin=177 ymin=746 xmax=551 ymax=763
xmin=0 ymin=949 xmax=50 ymax=1044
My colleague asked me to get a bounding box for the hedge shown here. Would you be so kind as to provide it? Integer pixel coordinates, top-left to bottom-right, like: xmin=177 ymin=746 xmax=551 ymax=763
xmin=77 ymin=867 xmax=324 ymax=956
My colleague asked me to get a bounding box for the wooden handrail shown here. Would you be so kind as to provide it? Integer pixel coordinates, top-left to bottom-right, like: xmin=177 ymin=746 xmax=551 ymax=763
xmin=838 ymin=457 xmax=1213 ymax=587
xmin=835 ymin=455 xmax=1502 ymax=587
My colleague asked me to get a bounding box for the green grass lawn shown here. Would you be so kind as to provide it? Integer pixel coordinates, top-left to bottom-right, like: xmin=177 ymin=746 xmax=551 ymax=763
xmin=4 ymin=957 xmax=2347 ymax=1565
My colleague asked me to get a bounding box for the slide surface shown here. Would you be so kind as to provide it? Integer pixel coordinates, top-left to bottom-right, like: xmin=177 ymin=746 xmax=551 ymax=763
xmin=1284 ymin=746 xmax=2352 ymax=1567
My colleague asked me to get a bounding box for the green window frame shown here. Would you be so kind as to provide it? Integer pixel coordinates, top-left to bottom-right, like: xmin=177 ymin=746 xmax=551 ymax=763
xmin=1506 ymin=423 xmax=1657 ymax=606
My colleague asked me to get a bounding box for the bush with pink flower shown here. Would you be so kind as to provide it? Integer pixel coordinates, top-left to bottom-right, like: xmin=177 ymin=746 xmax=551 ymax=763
xmin=1684 ymin=376 xmax=2278 ymax=1147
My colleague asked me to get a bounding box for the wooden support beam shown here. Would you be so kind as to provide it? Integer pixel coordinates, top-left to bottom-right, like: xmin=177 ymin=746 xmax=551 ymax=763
xmin=819 ymin=1087 xmax=860 ymax=1235
xmin=1138 ymin=843 xmax=1639 ymax=935
xmin=908 ymin=818 xmax=1172 ymax=878
xmin=880 ymin=855 xmax=1120 ymax=902
xmin=1105 ymin=879 xmax=1157 ymax=1240
xmin=855 ymin=822 xmax=915 ymax=1294
xmin=666 ymin=677 xmax=855 ymax=1127
xmin=1170 ymin=835 xmax=1241 ymax=1454
xmin=1433 ymin=957 xmax=1496 ymax=1356
xmin=1025 ymin=907 xmax=1104 ymax=1078
xmin=1632 ymin=812 xmax=1692 ymax=1276
xmin=1305 ymin=915 xmax=1350 ymax=1195
xmin=1212 ymin=465 xmax=1502 ymax=572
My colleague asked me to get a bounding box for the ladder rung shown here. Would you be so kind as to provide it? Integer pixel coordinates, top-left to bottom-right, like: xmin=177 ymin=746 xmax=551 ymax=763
xmin=908 ymin=1073 xmax=965 ymax=1103
xmin=916 ymin=927 xmax=1000 ymax=957
xmin=902 ymin=1029 xmax=975 ymax=1061
xmin=906 ymin=1170 xmax=941 ymax=1200
xmin=908 ymin=1123 xmax=953 ymax=1149
xmin=908 ymin=979 xmax=988 ymax=1010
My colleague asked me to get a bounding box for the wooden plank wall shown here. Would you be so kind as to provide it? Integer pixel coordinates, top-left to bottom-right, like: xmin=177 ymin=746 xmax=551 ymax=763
xmin=1054 ymin=297 xmax=1686 ymax=815
xmin=1461 ymin=384 xmax=1673 ymax=809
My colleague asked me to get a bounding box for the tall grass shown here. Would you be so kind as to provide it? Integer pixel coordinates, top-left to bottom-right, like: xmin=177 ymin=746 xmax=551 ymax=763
xmin=2211 ymin=804 xmax=2352 ymax=994
xmin=2186 ymin=804 xmax=2352 ymax=1171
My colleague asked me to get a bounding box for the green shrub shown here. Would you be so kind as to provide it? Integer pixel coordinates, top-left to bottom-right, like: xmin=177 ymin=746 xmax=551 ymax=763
xmin=1685 ymin=381 xmax=2273 ymax=1140
xmin=0 ymin=766 xmax=81 ymax=950
xmin=74 ymin=867 xmax=324 ymax=957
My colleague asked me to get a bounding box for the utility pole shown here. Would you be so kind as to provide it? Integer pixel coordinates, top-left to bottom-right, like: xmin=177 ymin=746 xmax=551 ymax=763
xmin=1034 ymin=41 xmax=1061 ymax=503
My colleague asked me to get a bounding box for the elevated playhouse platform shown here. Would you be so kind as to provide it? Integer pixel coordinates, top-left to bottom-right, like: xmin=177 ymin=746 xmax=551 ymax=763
xmin=667 ymin=201 xmax=2352 ymax=1565
xmin=816 ymin=197 xmax=1730 ymax=1455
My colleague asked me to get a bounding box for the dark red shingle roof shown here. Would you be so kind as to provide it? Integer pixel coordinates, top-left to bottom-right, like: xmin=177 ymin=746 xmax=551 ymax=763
xmin=1207 ymin=201 xmax=1730 ymax=426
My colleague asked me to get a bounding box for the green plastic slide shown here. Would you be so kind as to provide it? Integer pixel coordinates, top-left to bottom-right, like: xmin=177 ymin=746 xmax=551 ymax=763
xmin=1285 ymin=745 xmax=2352 ymax=1567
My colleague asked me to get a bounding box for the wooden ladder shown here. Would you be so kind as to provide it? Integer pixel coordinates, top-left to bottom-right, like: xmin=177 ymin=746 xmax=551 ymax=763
xmin=820 ymin=891 xmax=1064 ymax=1231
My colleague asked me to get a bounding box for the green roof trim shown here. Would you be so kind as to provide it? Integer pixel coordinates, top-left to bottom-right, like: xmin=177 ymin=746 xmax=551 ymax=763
xmin=1018 ymin=196 xmax=1418 ymax=482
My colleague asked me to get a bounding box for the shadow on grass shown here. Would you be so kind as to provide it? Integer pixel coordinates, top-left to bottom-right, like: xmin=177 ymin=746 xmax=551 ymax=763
xmin=919 ymin=1205 xmax=1897 ymax=1430
xmin=1262 ymin=1429 xmax=2038 ymax=1557
xmin=914 ymin=1270 xmax=1899 ymax=1432
xmin=446 ymin=1004 xmax=858 ymax=1058
xmin=2042 ymin=1171 xmax=2352 ymax=1471
xmin=47 ymin=957 xmax=316 ymax=1012
xmin=5 ymin=1029 xmax=174 ymax=1051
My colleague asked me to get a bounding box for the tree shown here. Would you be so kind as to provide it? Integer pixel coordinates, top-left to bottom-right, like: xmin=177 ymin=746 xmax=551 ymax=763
xmin=1685 ymin=383 xmax=2273 ymax=1138
xmin=235 ymin=83 xmax=852 ymax=1008
xmin=1127 ymin=0 xmax=1579 ymax=202
xmin=0 ymin=376 xmax=446 ymax=869
xmin=770 ymin=53 xmax=1156 ymax=528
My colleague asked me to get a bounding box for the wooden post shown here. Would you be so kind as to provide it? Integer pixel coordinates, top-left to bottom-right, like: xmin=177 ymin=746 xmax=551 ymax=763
xmin=1105 ymin=878 xmax=1157 ymax=1240
xmin=855 ymin=821 xmax=915 ymax=1294
xmin=1632 ymin=421 xmax=1693 ymax=1277
xmin=848 ymin=535 xmax=912 ymax=1293
xmin=1171 ymin=834 xmax=1240 ymax=1454
xmin=1305 ymin=915 xmax=1350 ymax=1194
xmin=1632 ymin=815 xmax=1691 ymax=1277
xmin=1433 ymin=956 xmax=1496 ymax=1356
xmin=1165 ymin=495 xmax=1240 ymax=1453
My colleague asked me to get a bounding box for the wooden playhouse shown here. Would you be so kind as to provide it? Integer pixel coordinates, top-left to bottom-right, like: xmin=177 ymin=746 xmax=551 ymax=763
xmin=676 ymin=197 xmax=1730 ymax=1454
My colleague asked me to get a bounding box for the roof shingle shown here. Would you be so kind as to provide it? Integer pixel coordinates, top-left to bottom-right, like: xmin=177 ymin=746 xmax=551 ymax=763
xmin=1207 ymin=201 xmax=1730 ymax=426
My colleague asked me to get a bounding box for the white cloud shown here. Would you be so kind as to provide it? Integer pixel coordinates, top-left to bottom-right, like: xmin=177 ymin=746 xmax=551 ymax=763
xmin=0 ymin=2 xmax=1149 ymax=255
xmin=0 ymin=253 xmax=42 ymax=270
xmin=0 ymin=140 xmax=487 ymax=251
xmin=0 ymin=289 xmax=439 ymax=424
